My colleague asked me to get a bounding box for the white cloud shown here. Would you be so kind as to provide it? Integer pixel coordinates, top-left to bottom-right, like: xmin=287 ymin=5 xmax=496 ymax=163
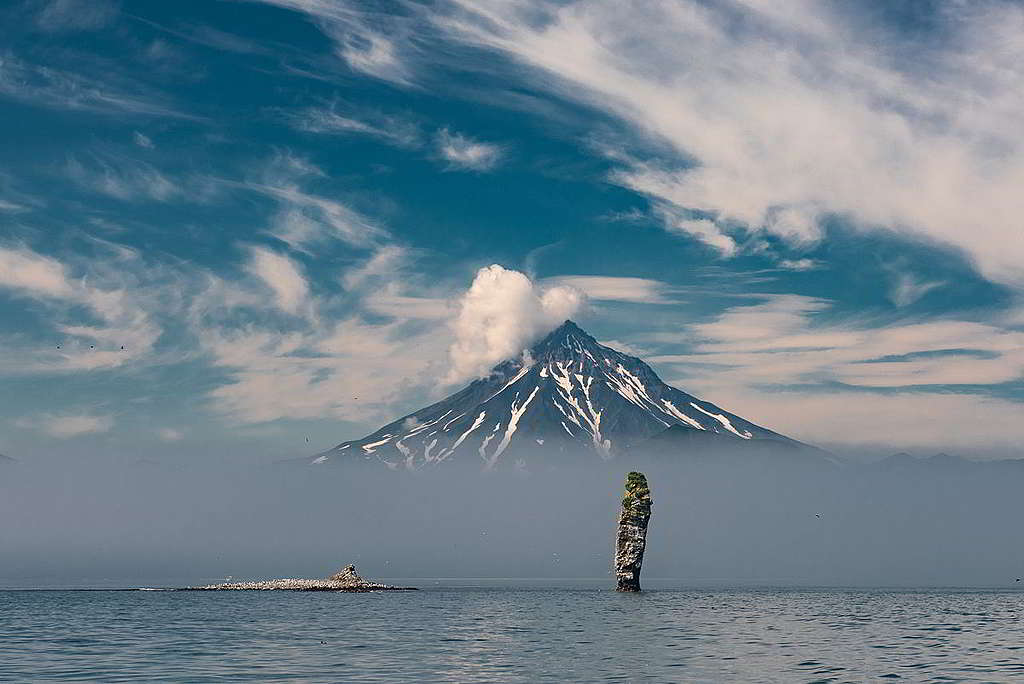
xmin=343 ymin=247 xmax=453 ymax=320
xmin=668 ymin=217 xmax=737 ymax=257
xmin=0 ymin=247 xmax=74 ymax=297
xmin=885 ymin=267 xmax=945 ymax=307
xmin=542 ymin=275 xmax=674 ymax=304
xmin=158 ymin=428 xmax=183 ymax=441
xmin=652 ymin=294 xmax=1024 ymax=389
xmin=19 ymin=413 xmax=115 ymax=438
xmin=364 ymin=292 xmax=450 ymax=320
xmin=446 ymin=264 xmax=584 ymax=383
xmin=0 ymin=199 xmax=28 ymax=213
xmin=690 ymin=387 xmax=1024 ymax=455
xmin=437 ymin=0 xmax=1024 ymax=285
xmin=66 ymin=155 xmax=179 ymax=202
xmin=184 ymin=25 xmax=267 ymax=55
xmin=0 ymin=54 xmax=190 ymax=118
xmin=778 ymin=258 xmax=820 ymax=271
xmin=34 ymin=0 xmax=118 ymax=33
xmin=249 ymin=0 xmax=414 ymax=83
xmin=0 ymin=245 xmax=166 ymax=373
xmin=187 ymin=241 xmax=454 ymax=425
xmin=201 ymin=317 xmax=448 ymax=425
xmin=238 ymin=152 xmax=384 ymax=250
xmin=341 ymin=245 xmax=408 ymax=291
xmin=630 ymin=293 xmax=1024 ymax=450
xmin=245 ymin=247 xmax=309 ymax=315
xmin=436 ymin=128 xmax=503 ymax=171
xmin=597 ymin=338 xmax=649 ymax=357
xmin=291 ymin=106 xmax=420 ymax=147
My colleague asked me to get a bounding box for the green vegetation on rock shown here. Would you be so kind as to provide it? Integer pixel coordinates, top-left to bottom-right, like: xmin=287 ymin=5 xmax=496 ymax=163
xmin=621 ymin=471 xmax=652 ymax=518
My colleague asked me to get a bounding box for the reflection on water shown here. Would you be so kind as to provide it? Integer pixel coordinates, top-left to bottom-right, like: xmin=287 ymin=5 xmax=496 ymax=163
xmin=2 ymin=585 xmax=1024 ymax=682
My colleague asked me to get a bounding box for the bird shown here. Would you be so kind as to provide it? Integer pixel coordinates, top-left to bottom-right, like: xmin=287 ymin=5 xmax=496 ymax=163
xmin=305 ymin=436 xmax=310 ymax=443
xmin=1016 ymin=578 xmax=1021 ymax=582
xmin=120 ymin=346 xmax=125 ymax=350
xmin=815 ymin=514 xmax=821 ymax=518
xmin=89 ymin=345 xmax=95 ymax=349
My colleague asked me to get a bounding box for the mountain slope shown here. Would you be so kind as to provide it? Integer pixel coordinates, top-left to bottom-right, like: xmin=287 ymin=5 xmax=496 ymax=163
xmin=311 ymin=320 xmax=813 ymax=469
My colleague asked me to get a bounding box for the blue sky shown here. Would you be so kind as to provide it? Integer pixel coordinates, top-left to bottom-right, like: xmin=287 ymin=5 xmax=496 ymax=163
xmin=1 ymin=0 xmax=1022 ymax=460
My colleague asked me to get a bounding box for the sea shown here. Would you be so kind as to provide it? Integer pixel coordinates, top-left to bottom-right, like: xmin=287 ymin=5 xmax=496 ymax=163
xmin=2 ymin=581 xmax=1023 ymax=682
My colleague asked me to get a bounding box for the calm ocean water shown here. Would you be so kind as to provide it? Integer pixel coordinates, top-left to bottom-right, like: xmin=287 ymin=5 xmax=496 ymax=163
xmin=2 ymin=583 xmax=1024 ymax=682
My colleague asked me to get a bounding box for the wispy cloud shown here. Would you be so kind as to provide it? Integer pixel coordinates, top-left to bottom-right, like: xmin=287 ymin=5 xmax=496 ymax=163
xmin=234 ymin=152 xmax=385 ymax=250
xmin=342 ymin=246 xmax=451 ymax=320
xmin=364 ymin=292 xmax=450 ymax=320
xmin=289 ymin=104 xmax=420 ymax=147
xmin=0 ymin=54 xmax=192 ymax=118
xmin=542 ymin=275 xmax=676 ymax=304
xmin=17 ymin=413 xmax=115 ymax=438
xmin=436 ymin=0 xmax=1024 ymax=285
xmin=200 ymin=316 xmax=448 ymax=425
xmin=65 ymin=154 xmax=180 ymax=202
xmin=174 ymin=189 xmax=455 ymax=424
xmin=651 ymin=207 xmax=737 ymax=256
xmin=184 ymin=24 xmax=267 ymax=55
xmin=341 ymin=244 xmax=409 ymax=291
xmin=245 ymin=247 xmax=310 ymax=315
xmin=636 ymin=293 xmax=1024 ymax=450
xmin=694 ymin=387 xmax=1024 ymax=454
xmin=33 ymin=0 xmax=119 ymax=33
xmin=885 ymin=266 xmax=945 ymax=307
xmin=0 ymin=231 xmax=453 ymax=426
xmin=191 ymin=250 xmax=452 ymax=424
xmin=132 ymin=132 xmax=154 ymax=149
xmin=0 ymin=199 xmax=27 ymax=212
xmin=158 ymin=427 xmax=183 ymax=441
xmin=650 ymin=294 xmax=1024 ymax=390
xmin=248 ymin=0 xmax=415 ymax=84
xmin=0 ymin=247 xmax=74 ymax=298
xmin=436 ymin=128 xmax=503 ymax=171
xmin=777 ymin=258 xmax=821 ymax=271
xmin=0 ymin=244 xmax=166 ymax=372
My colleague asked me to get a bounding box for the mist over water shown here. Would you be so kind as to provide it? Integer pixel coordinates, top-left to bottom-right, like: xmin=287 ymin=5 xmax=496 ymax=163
xmin=3 ymin=451 xmax=1024 ymax=588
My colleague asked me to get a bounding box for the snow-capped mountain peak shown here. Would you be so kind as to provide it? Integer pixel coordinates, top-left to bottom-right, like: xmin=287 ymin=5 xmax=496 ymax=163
xmin=311 ymin=320 xmax=803 ymax=469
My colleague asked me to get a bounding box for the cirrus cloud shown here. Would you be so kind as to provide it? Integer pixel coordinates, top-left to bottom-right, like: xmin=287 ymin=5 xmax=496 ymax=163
xmin=436 ymin=128 xmax=503 ymax=172
xmin=437 ymin=0 xmax=1024 ymax=283
xmin=16 ymin=413 xmax=115 ymax=438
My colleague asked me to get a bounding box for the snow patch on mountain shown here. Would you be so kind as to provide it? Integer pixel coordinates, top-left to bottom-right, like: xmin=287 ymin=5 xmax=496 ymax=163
xmin=313 ymin=320 xmax=803 ymax=469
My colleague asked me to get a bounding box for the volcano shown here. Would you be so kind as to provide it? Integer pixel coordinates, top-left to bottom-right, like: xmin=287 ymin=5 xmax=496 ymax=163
xmin=310 ymin=321 xmax=822 ymax=469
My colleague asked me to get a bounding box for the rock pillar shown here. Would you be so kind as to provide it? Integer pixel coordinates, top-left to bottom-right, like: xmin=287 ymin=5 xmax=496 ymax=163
xmin=615 ymin=471 xmax=652 ymax=592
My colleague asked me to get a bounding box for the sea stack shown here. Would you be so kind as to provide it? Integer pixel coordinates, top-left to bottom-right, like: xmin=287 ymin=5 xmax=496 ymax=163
xmin=615 ymin=471 xmax=652 ymax=592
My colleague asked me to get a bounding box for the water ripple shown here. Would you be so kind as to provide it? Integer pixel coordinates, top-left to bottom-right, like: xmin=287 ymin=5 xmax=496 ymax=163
xmin=2 ymin=588 xmax=1024 ymax=682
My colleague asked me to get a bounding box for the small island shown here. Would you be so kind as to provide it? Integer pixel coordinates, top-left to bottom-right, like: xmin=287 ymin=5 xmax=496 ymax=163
xmin=186 ymin=564 xmax=417 ymax=592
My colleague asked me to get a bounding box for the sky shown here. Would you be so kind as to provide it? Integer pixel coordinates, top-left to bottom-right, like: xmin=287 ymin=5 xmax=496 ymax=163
xmin=1 ymin=0 xmax=1023 ymax=462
